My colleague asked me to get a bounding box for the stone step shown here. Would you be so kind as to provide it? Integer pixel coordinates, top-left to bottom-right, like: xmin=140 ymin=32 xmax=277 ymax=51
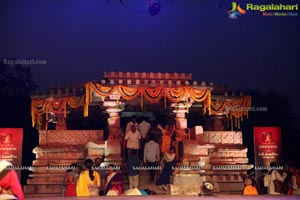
xmin=169 ymin=184 xmax=201 ymax=195
xmin=26 ymin=176 xmax=64 ymax=184
xmin=24 ymin=184 xmax=62 ymax=194
xmin=218 ymin=182 xmax=244 ymax=193
xmin=25 ymin=193 xmax=61 ymax=198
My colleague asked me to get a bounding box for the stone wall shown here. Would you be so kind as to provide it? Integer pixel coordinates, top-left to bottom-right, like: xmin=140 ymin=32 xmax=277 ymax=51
xmin=24 ymin=130 xmax=104 ymax=198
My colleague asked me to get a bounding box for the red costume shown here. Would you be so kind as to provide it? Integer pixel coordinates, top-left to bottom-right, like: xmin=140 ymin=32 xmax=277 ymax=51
xmin=0 ymin=160 xmax=24 ymax=200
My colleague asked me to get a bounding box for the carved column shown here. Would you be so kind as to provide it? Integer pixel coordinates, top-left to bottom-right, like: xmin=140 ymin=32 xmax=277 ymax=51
xmin=103 ymin=92 xmax=124 ymax=140
xmin=171 ymin=96 xmax=193 ymax=141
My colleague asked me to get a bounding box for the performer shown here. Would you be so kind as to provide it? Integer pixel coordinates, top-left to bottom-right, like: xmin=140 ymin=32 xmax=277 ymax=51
xmin=94 ymin=157 xmax=106 ymax=195
xmin=63 ymin=163 xmax=79 ymax=196
xmin=156 ymin=146 xmax=176 ymax=191
xmin=76 ymin=159 xmax=100 ymax=196
xmin=158 ymin=124 xmax=173 ymax=154
xmin=144 ymin=134 xmax=160 ymax=183
xmin=124 ymin=125 xmax=141 ymax=160
xmin=125 ymin=116 xmax=138 ymax=133
xmin=105 ymin=164 xmax=123 ymax=196
xmin=0 ymin=160 xmax=24 ymax=200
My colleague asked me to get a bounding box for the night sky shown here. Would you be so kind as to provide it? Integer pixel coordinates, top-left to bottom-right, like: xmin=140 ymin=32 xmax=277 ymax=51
xmin=1 ymin=0 xmax=299 ymax=119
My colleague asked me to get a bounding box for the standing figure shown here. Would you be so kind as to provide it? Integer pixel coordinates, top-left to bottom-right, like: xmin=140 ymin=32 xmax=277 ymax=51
xmin=94 ymin=157 xmax=106 ymax=195
xmin=144 ymin=134 xmax=160 ymax=183
xmin=125 ymin=116 xmax=139 ymax=133
xmin=156 ymin=146 xmax=176 ymax=191
xmin=105 ymin=164 xmax=123 ymax=196
xmin=265 ymin=162 xmax=287 ymax=195
xmin=76 ymin=159 xmax=100 ymax=196
xmin=124 ymin=125 xmax=141 ymax=159
xmin=139 ymin=118 xmax=151 ymax=158
xmin=127 ymin=149 xmax=140 ymax=189
xmin=288 ymin=164 xmax=300 ymax=195
xmin=63 ymin=163 xmax=80 ymax=196
xmin=158 ymin=124 xmax=173 ymax=154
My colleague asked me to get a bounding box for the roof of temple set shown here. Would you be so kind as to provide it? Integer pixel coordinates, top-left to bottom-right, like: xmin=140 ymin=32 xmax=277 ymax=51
xmin=30 ymin=71 xmax=251 ymax=130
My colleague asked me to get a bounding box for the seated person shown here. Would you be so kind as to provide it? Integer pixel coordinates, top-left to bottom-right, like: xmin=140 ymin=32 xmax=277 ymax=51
xmin=0 ymin=160 xmax=24 ymax=200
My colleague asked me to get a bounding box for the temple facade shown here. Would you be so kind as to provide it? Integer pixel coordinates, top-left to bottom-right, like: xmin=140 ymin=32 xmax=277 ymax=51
xmin=26 ymin=71 xmax=252 ymax=197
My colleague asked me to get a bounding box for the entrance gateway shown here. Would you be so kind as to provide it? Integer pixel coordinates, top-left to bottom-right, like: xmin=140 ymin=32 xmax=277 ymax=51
xmin=27 ymin=71 xmax=252 ymax=197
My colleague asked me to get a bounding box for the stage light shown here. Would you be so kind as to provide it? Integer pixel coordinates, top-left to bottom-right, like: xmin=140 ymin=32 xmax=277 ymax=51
xmin=148 ymin=2 xmax=161 ymax=16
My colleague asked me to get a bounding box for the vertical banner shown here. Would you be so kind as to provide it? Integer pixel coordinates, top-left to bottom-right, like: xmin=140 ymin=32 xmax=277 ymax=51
xmin=254 ymin=127 xmax=282 ymax=179
xmin=0 ymin=128 xmax=23 ymax=180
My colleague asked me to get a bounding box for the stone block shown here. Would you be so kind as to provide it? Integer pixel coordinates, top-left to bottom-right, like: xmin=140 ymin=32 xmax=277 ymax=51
xmin=172 ymin=174 xmax=202 ymax=185
xmin=169 ymin=184 xmax=201 ymax=195
xmin=198 ymin=148 xmax=208 ymax=155
xmin=24 ymin=184 xmax=62 ymax=194
xmin=182 ymin=140 xmax=198 ymax=156
xmin=86 ymin=147 xmax=105 ymax=156
xmin=203 ymin=131 xmax=243 ymax=145
xmin=106 ymin=139 xmax=121 ymax=155
xmin=233 ymin=131 xmax=242 ymax=144
xmin=221 ymin=132 xmax=234 ymax=144
xmin=39 ymin=130 xmax=104 ymax=146
xmin=190 ymin=126 xmax=203 ymax=140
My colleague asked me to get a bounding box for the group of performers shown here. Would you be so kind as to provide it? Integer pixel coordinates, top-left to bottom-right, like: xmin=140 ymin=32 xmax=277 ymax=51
xmin=63 ymin=116 xmax=178 ymax=196
xmin=63 ymin=158 xmax=122 ymax=197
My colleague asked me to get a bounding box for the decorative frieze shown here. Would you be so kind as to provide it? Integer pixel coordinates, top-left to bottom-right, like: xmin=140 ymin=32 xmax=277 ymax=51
xmin=202 ymin=131 xmax=243 ymax=144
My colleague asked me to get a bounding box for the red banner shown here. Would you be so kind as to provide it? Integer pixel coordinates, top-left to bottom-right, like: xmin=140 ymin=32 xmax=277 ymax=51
xmin=254 ymin=127 xmax=282 ymax=170
xmin=0 ymin=128 xmax=23 ymax=179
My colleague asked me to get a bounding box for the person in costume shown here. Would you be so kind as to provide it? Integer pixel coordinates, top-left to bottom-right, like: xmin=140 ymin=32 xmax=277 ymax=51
xmin=76 ymin=159 xmax=100 ymax=196
xmin=0 ymin=160 xmax=24 ymax=200
xmin=105 ymin=164 xmax=123 ymax=196
xmin=156 ymin=146 xmax=176 ymax=191
xmin=63 ymin=163 xmax=79 ymax=196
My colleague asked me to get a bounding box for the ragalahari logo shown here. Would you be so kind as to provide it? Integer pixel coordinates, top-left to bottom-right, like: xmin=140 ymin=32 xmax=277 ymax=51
xmin=228 ymin=2 xmax=247 ymax=19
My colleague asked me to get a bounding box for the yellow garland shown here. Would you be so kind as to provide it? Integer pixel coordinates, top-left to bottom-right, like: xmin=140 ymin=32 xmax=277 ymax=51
xmin=85 ymin=83 xmax=211 ymax=114
xmin=31 ymin=96 xmax=84 ymax=128
xmin=84 ymin=83 xmax=90 ymax=117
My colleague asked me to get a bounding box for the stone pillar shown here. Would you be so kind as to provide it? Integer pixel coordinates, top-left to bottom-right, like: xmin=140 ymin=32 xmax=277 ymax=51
xmin=171 ymin=96 xmax=193 ymax=141
xmin=103 ymin=100 xmax=124 ymax=140
xmin=103 ymin=96 xmax=124 ymax=163
xmin=173 ymin=107 xmax=188 ymax=141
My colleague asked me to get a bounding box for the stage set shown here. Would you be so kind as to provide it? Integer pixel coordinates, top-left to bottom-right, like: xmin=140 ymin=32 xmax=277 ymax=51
xmin=24 ymin=71 xmax=257 ymax=198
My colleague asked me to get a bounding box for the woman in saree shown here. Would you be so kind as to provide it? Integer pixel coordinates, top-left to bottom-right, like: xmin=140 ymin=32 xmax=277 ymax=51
xmin=156 ymin=146 xmax=176 ymax=191
xmin=105 ymin=164 xmax=123 ymax=196
xmin=63 ymin=163 xmax=79 ymax=196
xmin=76 ymin=159 xmax=100 ymax=196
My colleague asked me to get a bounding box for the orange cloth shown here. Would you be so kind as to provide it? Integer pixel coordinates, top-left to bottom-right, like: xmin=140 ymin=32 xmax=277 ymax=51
xmin=161 ymin=130 xmax=172 ymax=153
xmin=243 ymin=185 xmax=258 ymax=195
